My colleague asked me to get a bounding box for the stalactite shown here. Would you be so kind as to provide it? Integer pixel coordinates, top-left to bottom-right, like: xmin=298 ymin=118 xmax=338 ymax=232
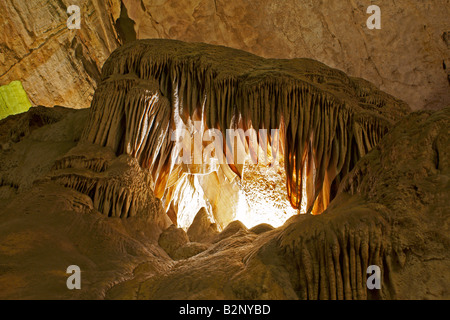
xmin=82 ymin=74 xmax=174 ymax=195
xmin=47 ymin=149 xmax=161 ymax=220
xmin=82 ymin=39 xmax=410 ymax=214
xmin=278 ymin=214 xmax=396 ymax=300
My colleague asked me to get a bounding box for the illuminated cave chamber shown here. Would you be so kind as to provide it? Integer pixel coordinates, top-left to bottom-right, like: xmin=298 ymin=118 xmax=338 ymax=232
xmin=81 ymin=39 xmax=409 ymax=229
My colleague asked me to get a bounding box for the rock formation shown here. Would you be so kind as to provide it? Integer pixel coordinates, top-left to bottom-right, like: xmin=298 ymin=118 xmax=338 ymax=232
xmin=82 ymin=39 xmax=409 ymax=219
xmin=0 ymin=0 xmax=122 ymax=108
xmin=111 ymin=106 xmax=450 ymax=300
xmin=0 ymin=39 xmax=448 ymax=300
xmin=1 ymin=0 xmax=448 ymax=111
xmin=187 ymin=208 xmax=219 ymax=243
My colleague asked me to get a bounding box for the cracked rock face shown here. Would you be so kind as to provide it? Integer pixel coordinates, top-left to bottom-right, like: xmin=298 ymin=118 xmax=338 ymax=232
xmin=0 ymin=0 xmax=122 ymax=108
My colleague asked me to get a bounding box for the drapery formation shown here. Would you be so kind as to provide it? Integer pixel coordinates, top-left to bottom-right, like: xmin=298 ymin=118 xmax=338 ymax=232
xmin=82 ymin=39 xmax=410 ymax=215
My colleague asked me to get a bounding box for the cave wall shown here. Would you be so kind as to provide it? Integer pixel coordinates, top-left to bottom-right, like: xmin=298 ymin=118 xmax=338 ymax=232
xmin=0 ymin=0 xmax=122 ymax=108
xmin=0 ymin=0 xmax=448 ymax=111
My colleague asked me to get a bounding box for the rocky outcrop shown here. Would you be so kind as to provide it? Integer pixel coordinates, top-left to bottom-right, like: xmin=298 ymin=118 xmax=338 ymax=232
xmin=158 ymin=225 xmax=190 ymax=258
xmin=172 ymin=242 xmax=209 ymax=260
xmin=0 ymin=91 xmax=448 ymax=300
xmin=0 ymin=105 xmax=74 ymax=145
xmin=81 ymin=74 xmax=173 ymax=198
xmin=159 ymin=223 xmax=210 ymax=260
xmin=273 ymin=107 xmax=450 ymax=300
xmin=48 ymin=147 xmax=166 ymax=221
xmin=211 ymin=220 xmax=248 ymax=244
xmin=0 ymin=106 xmax=87 ymax=195
xmin=249 ymin=223 xmax=274 ymax=235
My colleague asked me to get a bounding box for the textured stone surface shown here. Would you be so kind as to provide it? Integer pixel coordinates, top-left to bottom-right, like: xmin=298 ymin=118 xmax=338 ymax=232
xmin=212 ymin=220 xmax=248 ymax=244
xmin=0 ymin=99 xmax=448 ymax=300
xmin=0 ymin=0 xmax=122 ymax=108
xmin=173 ymin=242 xmax=209 ymax=260
xmin=1 ymin=1 xmax=448 ymax=111
xmin=158 ymin=225 xmax=190 ymax=259
xmin=187 ymin=208 xmax=219 ymax=243
xmin=122 ymin=0 xmax=450 ymax=111
xmin=0 ymin=106 xmax=171 ymax=299
xmin=249 ymin=223 xmax=275 ymax=235
xmin=119 ymin=107 xmax=450 ymax=300
xmin=90 ymin=39 xmax=409 ymax=219
xmin=0 ymin=31 xmax=448 ymax=299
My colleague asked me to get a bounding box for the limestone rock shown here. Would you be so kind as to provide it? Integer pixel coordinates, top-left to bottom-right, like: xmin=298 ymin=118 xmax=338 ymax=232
xmin=0 ymin=106 xmax=87 ymax=194
xmin=187 ymin=207 xmax=219 ymax=243
xmin=0 ymin=81 xmax=31 ymax=120
xmin=129 ymin=107 xmax=449 ymax=300
xmin=2 ymin=105 xmax=75 ymax=143
xmin=249 ymin=223 xmax=274 ymax=235
xmin=0 ymin=91 xmax=447 ymax=300
xmin=0 ymin=106 xmax=172 ymax=299
xmin=122 ymin=0 xmax=449 ymax=111
xmin=158 ymin=225 xmax=190 ymax=259
xmin=270 ymin=107 xmax=450 ymax=300
xmin=0 ymin=34 xmax=448 ymax=299
xmin=91 ymin=39 xmax=409 ymax=215
xmin=0 ymin=0 xmax=122 ymax=108
xmin=173 ymin=242 xmax=209 ymax=260
xmin=0 ymin=105 xmax=170 ymax=226
xmin=2 ymin=1 xmax=448 ymax=112
xmin=212 ymin=220 xmax=248 ymax=244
